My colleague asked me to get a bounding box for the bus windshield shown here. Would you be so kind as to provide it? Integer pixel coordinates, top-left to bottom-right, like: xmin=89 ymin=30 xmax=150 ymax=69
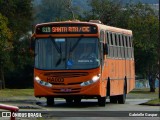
xmin=35 ymin=37 xmax=100 ymax=70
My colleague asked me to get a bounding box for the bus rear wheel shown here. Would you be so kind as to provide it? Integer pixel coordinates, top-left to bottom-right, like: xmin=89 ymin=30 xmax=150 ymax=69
xmin=117 ymin=86 xmax=126 ymax=104
xmin=117 ymin=94 xmax=126 ymax=104
xmin=110 ymin=96 xmax=117 ymax=103
xmin=46 ymin=97 xmax=54 ymax=106
xmin=98 ymin=96 xmax=106 ymax=106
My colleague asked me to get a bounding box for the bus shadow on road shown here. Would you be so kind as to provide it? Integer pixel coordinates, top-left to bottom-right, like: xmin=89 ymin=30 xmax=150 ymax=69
xmin=36 ymin=101 xmax=110 ymax=108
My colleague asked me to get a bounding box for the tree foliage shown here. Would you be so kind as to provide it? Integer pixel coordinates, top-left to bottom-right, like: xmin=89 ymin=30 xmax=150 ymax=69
xmin=0 ymin=13 xmax=12 ymax=54
xmin=83 ymin=0 xmax=123 ymax=26
xmin=0 ymin=13 xmax=12 ymax=88
xmin=34 ymin=0 xmax=81 ymax=23
xmin=0 ymin=0 xmax=33 ymax=37
xmin=0 ymin=0 xmax=33 ymax=88
xmin=126 ymin=3 xmax=159 ymax=78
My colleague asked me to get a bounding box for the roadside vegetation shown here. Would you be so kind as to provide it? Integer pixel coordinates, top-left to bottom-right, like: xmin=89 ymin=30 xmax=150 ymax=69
xmin=128 ymin=88 xmax=159 ymax=105
xmin=128 ymin=88 xmax=158 ymax=99
xmin=0 ymin=89 xmax=34 ymax=97
xmin=144 ymin=98 xmax=160 ymax=106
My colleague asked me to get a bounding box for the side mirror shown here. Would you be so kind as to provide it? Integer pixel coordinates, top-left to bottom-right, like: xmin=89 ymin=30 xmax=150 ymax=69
xmin=106 ymin=44 xmax=108 ymax=55
xmin=104 ymin=43 xmax=108 ymax=55
xmin=30 ymin=37 xmax=35 ymax=51
xmin=29 ymin=37 xmax=35 ymax=57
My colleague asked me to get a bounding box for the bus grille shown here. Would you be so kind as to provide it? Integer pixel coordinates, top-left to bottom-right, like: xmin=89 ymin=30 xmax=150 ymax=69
xmin=44 ymin=72 xmax=89 ymax=78
xmin=51 ymin=82 xmax=82 ymax=85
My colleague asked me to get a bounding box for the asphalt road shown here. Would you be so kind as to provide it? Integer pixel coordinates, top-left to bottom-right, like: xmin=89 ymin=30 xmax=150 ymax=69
xmin=0 ymin=97 xmax=159 ymax=120
xmin=35 ymin=98 xmax=159 ymax=111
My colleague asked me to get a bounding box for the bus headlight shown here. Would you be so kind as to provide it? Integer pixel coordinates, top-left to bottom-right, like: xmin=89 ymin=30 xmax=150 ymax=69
xmin=34 ymin=76 xmax=52 ymax=87
xmin=80 ymin=74 xmax=100 ymax=86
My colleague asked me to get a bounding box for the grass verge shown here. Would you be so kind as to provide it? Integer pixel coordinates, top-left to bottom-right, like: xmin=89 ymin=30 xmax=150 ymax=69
xmin=0 ymin=89 xmax=34 ymax=97
xmin=141 ymin=98 xmax=160 ymax=106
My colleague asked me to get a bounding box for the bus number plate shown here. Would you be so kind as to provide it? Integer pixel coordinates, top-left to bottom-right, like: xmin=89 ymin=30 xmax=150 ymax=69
xmin=60 ymin=88 xmax=72 ymax=92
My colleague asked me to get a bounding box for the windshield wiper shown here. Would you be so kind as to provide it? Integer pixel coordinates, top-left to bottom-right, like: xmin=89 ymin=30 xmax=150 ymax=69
xmin=69 ymin=35 xmax=83 ymax=53
xmin=50 ymin=38 xmax=61 ymax=54
xmin=50 ymin=38 xmax=63 ymax=67
xmin=56 ymin=44 xmax=64 ymax=67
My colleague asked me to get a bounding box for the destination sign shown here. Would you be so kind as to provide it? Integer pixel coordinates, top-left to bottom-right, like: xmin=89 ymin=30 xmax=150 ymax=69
xmin=36 ymin=24 xmax=98 ymax=34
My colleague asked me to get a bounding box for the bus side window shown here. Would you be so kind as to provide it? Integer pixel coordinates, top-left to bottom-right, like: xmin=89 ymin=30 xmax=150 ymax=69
xmin=114 ymin=33 xmax=118 ymax=58
xmin=126 ymin=36 xmax=130 ymax=59
xmin=128 ymin=36 xmax=131 ymax=59
xmin=122 ymin=35 xmax=126 ymax=59
xmin=131 ymin=36 xmax=134 ymax=59
xmin=117 ymin=34 xmax=121 ymax=59
xmin=126 ymin=36 xmax=129 ymax=59
xmin=130 ymin=36 xmax=133 ymax=59
xmin=108 ymin=32 xmax=112 ymax=57
xmin=110 ymin=32 xmax=114 ymax=58
xmin=112 ymin=33 xmax=116 ymax=58
xmin=120 ymin=34 xmax=124 ymax=59
xmin=106 ymin=32 xmax=110 ymax=57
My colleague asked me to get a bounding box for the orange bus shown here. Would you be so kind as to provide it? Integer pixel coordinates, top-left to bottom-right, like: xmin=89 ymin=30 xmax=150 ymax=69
xmin=31 ymin=20 xmax=135 ymax=106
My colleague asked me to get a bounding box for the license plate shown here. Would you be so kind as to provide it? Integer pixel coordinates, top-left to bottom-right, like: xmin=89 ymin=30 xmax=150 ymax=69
xmin=60 ymin=88 xmax=72 ymax=92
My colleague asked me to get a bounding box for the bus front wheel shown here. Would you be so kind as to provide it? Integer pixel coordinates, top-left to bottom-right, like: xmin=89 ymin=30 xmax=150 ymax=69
xmin=98 ymin=96 xmax=106 ymax=106
xmin=74 ymin=97 xmax=81 ymax=104
xmin=46 ymin=97 xmax=54 ymax=106
xmin=65 ymin=98 xmax=73 ymax=104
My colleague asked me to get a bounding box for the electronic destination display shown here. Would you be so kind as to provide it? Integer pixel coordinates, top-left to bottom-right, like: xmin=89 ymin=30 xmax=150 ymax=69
xmin=36 ymin=23 xmax=98 ymax=34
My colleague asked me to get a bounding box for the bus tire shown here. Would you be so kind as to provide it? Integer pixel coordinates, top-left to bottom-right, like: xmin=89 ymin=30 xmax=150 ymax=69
xmin=107 ymin=77 xmax=110 ymax=96
xmin=74 ymin=98 xmax=81 ymax=104
xmin=46 ymin=97 xmax=54 ymax=106
xmin=98 ymin=96 xmax=106 ymax=106
xmin=110 ymin=96 xmax=117 ymax=103
xmin=117 ymin=80 xmax=127 ymax=104
xmin=65 ymin=98 xmax=73 ymax=104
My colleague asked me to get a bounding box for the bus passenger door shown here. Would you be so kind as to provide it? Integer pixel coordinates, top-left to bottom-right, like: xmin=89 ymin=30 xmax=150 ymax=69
xmin=100 ymin=30 xmax=107 ymax=97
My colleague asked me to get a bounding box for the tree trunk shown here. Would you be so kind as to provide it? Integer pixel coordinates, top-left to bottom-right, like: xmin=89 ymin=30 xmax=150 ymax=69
xmin=0 ymin=67 xmax=5 ymax=89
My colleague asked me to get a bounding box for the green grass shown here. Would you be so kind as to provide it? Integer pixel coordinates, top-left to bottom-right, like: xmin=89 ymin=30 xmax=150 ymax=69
xmin=0 ymin=89 xmax=34 ymax=97
xmin=146 ymin=99 xmax=160 ymax=105
xmin=130 ymin=88 xmax=158 ymax=94
xmin=126 ymin=88 xmax=159 ymax=99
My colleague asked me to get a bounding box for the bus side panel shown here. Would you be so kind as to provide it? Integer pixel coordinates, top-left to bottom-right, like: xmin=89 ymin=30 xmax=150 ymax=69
xmin=129 ymin=60 xmax=135 ymax=91
xmin=110 ymin=80 xmax=124 ymax=96
xmin=125 ymin=60 xmax=130 ymax=93
xmin=108 ymin=59 xmax=124 ymax=96
xmin=119 ymin=59 xmax=125 ymax=81
xmin=118 ymin=59 xmax=125 ymax=95
xmin=125 ymin=59 xmax=135 ymax=93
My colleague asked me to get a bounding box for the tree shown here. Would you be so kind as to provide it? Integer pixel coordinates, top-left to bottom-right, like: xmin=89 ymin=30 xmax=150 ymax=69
xmin=0 ymin=13 xmax=12 ymax=89
xmin=0 ymin=0 xmax=33 ymax=88
xmin=84 ymin=0 xmax=123 ymax=26
xmin=126 ymin=3 xmax=159 ymax=92
xmin=34 ymin=0 xmax=81 ymax=23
